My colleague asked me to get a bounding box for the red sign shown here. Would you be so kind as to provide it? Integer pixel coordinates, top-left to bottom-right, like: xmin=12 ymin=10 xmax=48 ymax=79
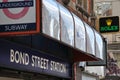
xmin=0 ymin=0 xmax=40 ymax=36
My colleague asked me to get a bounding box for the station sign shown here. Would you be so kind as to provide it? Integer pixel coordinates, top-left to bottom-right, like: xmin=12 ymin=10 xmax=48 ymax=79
xmin=0 ymin=39 xmax=71 ymax=78
xmin=0 ymin=0 xmax=40 ymax=36
xmin=99 ymin=16 xmax=119 ymax=33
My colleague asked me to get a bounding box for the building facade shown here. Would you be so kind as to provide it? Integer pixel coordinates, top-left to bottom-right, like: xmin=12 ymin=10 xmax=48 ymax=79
xmin=0 ymin=0 xmax=105 ymax=80
xmin=95 ymin=0 xmax=120 ymax=79
xmin=62 ymin=0 xmax=106 ymax=79
xmin=59 ymin=0 xmax=106 ymax=79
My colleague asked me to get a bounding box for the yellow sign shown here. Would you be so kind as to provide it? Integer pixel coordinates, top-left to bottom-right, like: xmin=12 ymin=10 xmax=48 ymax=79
xmin=106 ymin=19 xmax=112 ymax=26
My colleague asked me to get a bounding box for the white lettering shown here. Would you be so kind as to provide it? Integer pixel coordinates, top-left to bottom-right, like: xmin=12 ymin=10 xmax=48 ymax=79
xmin=15 ymin=50 xmax=20 ymax=63
xmin=31 ymin=55 xmax=49 ymax=70
xmin=31 ymin=55 xmax=37 ymax=67
xmin=10 ymin=49 xmax=29 ymax=65
xmin=0 ymin=1 xmax=33 ymax=8
xmin=25 ymin=53 xmax=29 ymax=65
xmin=10 ymin=49 xmax=67 ymax=74
xmin=5 ymin=24 xmax=27 ymax=31
xmin=10 ymin=49 xmax=14 ymax=62
xmin=50 ymin=61 xmax=66 ymax=73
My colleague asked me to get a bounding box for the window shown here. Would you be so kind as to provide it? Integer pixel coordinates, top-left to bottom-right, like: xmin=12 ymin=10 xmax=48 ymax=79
xmin=77 ymin=0 xmax=87 ymax=10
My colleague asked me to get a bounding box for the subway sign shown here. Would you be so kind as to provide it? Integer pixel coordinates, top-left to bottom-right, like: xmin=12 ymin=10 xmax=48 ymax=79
xmin=99 ymin=16 xmax=119 ymax=33
xmin=0 ymin=39 xmax=71 ymax=78
xmin=0 ymin=0 xmax=40 ymax=36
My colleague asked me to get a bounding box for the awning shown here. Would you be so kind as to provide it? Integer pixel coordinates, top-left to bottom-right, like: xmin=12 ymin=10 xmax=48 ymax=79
xmin=41 ymin=34 xmax=101 ymax=62
xmin=72 ymin=48 xmax=101 ymax=62
xmin=42 ymin=0 xmax=104 ymax=62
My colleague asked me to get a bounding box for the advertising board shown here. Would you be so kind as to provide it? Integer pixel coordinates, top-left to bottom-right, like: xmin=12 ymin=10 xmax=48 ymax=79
xmin=99 ymin=16 xmax=119 ymax=33
xmin=0 ymin=0 xmax=40 ymax=36
xmin=0 ymin=39 xmax=72 ymax=78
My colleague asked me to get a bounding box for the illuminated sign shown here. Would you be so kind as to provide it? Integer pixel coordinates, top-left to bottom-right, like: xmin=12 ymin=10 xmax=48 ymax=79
xmin=99 ymin=16 xmax=119 ymax=33
xmin=0 ymin=39 xmax=71 ymax=78
xmin=0 ymin=0 xmax=40 ymax=36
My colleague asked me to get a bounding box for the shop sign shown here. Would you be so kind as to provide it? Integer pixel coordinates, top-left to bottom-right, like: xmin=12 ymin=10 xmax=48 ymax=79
xmin=99 ymin=16 xmax=119 ymax=33
xmin=0 ymin=39 xmax=71 ymax=78
xmin=0 ymin=0 xmax=40 ymax=36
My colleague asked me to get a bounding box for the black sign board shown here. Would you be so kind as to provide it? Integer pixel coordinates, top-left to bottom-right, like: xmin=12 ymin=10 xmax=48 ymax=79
xmin=87 ymin=38 xmax=107 ymax=66
xmin=0 ymin=39 xmax=72 ymax=78
xmin=99 ymin=16 xmax=119 ymax=33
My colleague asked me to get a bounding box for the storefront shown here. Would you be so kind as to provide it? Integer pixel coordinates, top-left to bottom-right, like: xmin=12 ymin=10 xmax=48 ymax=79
xmin=0 ymin=0 xmax=105 ymax=80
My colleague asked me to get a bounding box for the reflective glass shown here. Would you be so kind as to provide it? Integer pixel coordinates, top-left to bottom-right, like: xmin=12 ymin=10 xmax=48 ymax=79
xmin=42 ymin=0 xmax=60 ymax=40
xmin=95 ymin=30 xmax=103 ymax=59
xmin=59 ymin=4 xmax=74 ymax=46
xmin=85 ymin=23 xmax=95 ymax=55
xmin=73 ymin=13 xmax=86 ymax=52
